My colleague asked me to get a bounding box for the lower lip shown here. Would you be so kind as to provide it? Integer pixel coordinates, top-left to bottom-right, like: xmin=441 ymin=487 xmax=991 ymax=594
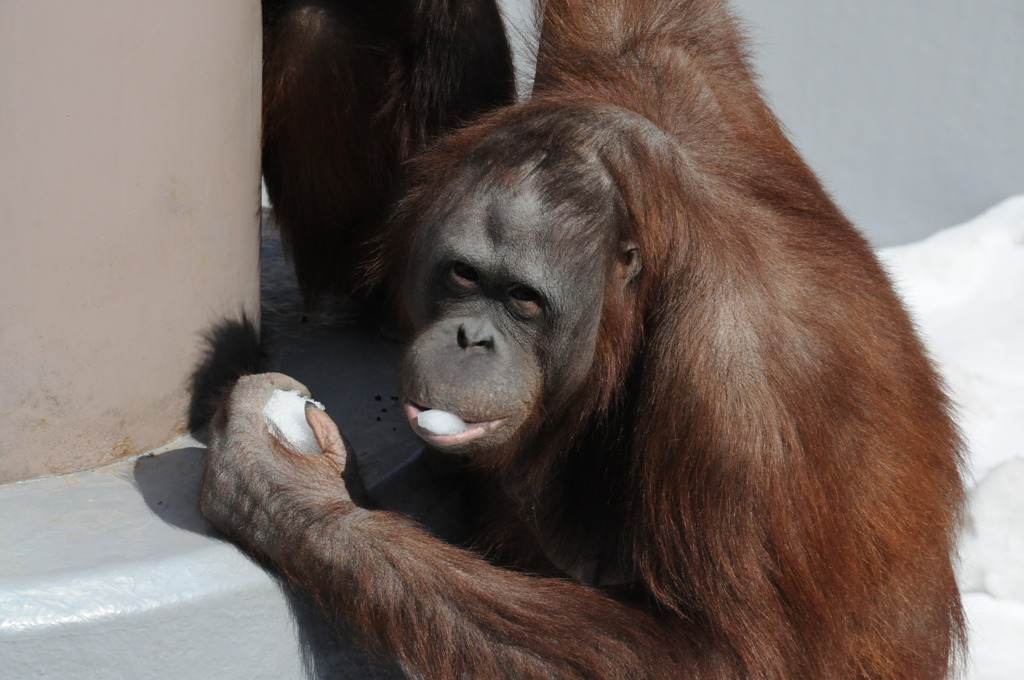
xmin=404 ymin=401 xmax=505 ymax=445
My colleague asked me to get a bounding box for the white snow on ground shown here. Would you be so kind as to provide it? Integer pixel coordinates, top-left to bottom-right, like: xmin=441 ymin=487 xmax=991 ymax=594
xmin=880 ymin=196 xmax=1024 ymax=680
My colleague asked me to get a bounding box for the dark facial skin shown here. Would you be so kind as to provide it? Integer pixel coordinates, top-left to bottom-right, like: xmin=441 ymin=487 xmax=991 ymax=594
xmin=401 ymin=164 xmax=628 ymax=457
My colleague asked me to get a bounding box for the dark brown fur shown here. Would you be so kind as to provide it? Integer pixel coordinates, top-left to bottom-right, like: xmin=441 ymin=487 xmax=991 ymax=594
xmin=203 ymin=1 xmax=966 ymax=677
xmin=261 ymin=0 xmax=514 ymax=306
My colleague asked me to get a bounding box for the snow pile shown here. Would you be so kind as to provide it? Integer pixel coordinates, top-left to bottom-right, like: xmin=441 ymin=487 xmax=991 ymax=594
xmin=879 ymin=196 xmax=1024 ymax=680
xmin=263 ymin=389 xmax=326 ymax=456
xmin=958 ymin=459 xmax=1024 ymax=600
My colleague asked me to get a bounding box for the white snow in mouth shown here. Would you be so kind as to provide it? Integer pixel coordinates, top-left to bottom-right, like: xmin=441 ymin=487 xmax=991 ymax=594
xmin=263 ymin=389 xmax=326 ymax=455
xmin=417 ymin=409 xmax=469 ymax=436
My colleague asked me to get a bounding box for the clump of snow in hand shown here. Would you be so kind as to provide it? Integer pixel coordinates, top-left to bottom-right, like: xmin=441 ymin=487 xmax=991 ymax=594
xmin=263 ymin=389 xmax=326 ymax=456
xmin=880 ymin=195 xmax=1024 ymax=679
xmin=417 ymin=409 xmax=468 ymax=436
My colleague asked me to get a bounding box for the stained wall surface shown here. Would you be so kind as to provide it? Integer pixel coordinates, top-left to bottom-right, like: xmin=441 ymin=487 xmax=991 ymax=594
xmin=0 ymin=1 xmax=262 ymax=482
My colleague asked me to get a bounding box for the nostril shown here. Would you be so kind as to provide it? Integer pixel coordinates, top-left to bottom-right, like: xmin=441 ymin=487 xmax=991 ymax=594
xmin=457 ymin=321 xmax=494 ymax=350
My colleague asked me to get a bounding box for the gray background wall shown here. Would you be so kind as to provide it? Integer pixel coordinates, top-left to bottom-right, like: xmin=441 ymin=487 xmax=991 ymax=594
xmin=499 ymin=0 xmax=1024 ymax=246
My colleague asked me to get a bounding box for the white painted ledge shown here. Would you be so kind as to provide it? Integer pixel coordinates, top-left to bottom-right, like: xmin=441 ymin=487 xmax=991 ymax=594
xmin=0 ymin=435 xmax=403 ymax=679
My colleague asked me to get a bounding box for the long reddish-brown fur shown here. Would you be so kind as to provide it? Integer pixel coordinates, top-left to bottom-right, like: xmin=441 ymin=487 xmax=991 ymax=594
xmin=262 ymin=0 xmax=514 ymax=306
xmin=372 ymin=0 xmax=966 ymax=676
xmin=209 ymin=1 xmax=966 ymax=678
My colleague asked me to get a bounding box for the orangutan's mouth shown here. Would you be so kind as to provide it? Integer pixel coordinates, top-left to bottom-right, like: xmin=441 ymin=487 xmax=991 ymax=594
xmin=404 ymin=401 xmax=506 ymax=446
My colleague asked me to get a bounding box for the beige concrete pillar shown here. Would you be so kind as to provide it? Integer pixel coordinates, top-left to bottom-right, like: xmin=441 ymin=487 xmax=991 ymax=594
xmin=0 ymin=1 xmax=262 ymax=482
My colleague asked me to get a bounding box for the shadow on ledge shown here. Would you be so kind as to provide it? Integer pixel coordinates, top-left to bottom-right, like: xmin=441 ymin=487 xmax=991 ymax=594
xmin=133 ymin=447 xmax=405 ymax=680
